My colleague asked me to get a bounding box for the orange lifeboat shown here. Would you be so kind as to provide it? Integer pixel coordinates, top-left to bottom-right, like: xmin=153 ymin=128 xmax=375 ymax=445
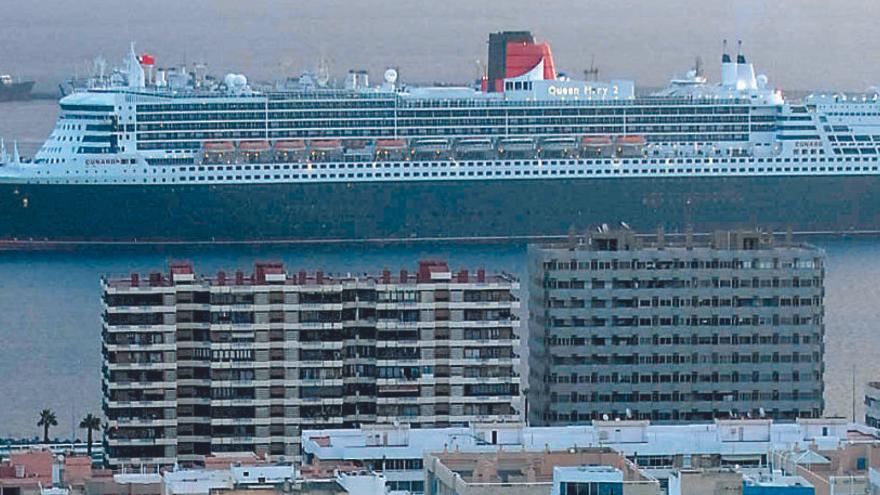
xmin=615 ymin=135 xmax=646 ymax=158
xmin=375 ymin=138 xmax=408 ymax=161
xmin=375 ymin=138 xmax=407 ymax=151
xmin=239 ymin=140 xmax=271 ymax=152
xmin=204 ymin=141 xmax=235 ymax=152
xmin=580 ymin=135 xmax=613 ymax=146
xmin=274 ymin=139 xmax=306 ymax=151
xmin=309 ymin=139 xmax=344 ymax=162
xmin=616 ymin=135 xmax=647 ymax=146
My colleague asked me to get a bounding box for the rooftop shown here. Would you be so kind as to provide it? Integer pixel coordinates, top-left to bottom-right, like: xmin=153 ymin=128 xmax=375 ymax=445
xmin=105 ymin=260 xmax=516 ymax=290
xmin=428 ymin=449 xmax=647 ymax=485
xmin=535 ymin=226 xmax=821 ymax=253
xmin=303 ymin=419 xmax=877 ymax=464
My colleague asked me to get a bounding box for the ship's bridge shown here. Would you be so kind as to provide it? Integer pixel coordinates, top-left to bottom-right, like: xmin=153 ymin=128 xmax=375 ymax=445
xmin=33 ymin=91 xmax=121 ymax=165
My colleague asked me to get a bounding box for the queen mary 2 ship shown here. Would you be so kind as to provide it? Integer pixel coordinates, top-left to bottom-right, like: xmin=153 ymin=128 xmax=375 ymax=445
xmin=2 ymin=32 xmax=880 ymax=245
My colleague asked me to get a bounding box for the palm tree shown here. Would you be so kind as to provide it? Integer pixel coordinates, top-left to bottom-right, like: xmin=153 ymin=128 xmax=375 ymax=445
xmin=79 ymin=413 xmax=102 ymax=457
xmin=37 ymin=409 xmax=57 ymax=443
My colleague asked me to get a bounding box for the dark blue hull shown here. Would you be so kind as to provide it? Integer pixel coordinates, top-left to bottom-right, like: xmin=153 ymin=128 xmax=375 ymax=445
xmin=0 ymin=175 xmax=878 ymax=246
xmin=0 ymin=81 xmax=34 ymax=102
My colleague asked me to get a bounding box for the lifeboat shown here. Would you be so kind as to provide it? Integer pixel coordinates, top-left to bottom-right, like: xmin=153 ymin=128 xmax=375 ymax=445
xmin=539 ymin=136 xmax=578 ymax=158
xmin=204 ymin=141 xmax=235 ymax=152
xmin=310 ymin=139 xmax=343 ymax=152
xmin=615 ymin=135 xmax=647 ymax=158
xmin=580 ymin=135 xmax=614 ymax=158
xmin=616 ymin=135 xmax=647 ymax=146
xmin=375 ymin=138 xmax=407 ymax=151
xmin=497 ymin=137 xmax=535 ymax=159
xmin=344 ymin=139 xmax=371 ymax=159
xmin=453 ymin=137 xmax=493 ymax=160
xmin=274 ymin=139 xmax=306 ymax=151
xmin=375 ymin=138 xmax=408 ymax=161
xmin=274 ymin=139 xmax=306 ymax=163
xmin=310 ymin=139 xmax=344 ymax=161
xmin=411 ymin=138 xmax=450 ymax=160
xmin=239 ymin=140 xmax=271 ymax=152
xmin=345 ymin=139 xmax=368 ymax=150
xmin=202 ymin=141 xmax=235 ymax=164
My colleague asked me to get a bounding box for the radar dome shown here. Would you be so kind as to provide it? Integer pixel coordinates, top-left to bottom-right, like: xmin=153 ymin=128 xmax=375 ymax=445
xmin=384 ymin=68 xmax=398 ymax=84
xmin=233 ymin=74 xmax=248 ymax=87
xmin=224 ymin=73 xmax=237 ymax=87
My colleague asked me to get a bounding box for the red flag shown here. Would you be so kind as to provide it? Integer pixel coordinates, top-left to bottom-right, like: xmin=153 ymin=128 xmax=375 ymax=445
xmin=140 ymin=54 xmax=155 ymax=65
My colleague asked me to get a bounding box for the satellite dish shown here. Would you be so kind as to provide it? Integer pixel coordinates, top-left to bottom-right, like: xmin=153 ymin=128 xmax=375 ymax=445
xmin=384 ymin=67 xmax=398 ymax=84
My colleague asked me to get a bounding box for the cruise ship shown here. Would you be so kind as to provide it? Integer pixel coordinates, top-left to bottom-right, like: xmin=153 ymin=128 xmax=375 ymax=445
xmin=2 ymin=31 xmax=880 ymax=246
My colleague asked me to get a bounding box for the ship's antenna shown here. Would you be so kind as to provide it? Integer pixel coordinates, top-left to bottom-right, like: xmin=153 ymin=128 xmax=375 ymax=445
xmin=583 ymin=54 xmax=599 ymax=81
xmin=474 ymin=59 xmax=484 ymax=81
xmin=852 ymin=364 xmax=857 ymax=422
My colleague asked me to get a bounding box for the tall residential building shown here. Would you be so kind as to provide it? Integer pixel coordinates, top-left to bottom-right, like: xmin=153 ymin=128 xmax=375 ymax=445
xmin=527 ymin=228 xmax=825 ymax=426
xmin=101 ymin=260 xmax=520 ymax=469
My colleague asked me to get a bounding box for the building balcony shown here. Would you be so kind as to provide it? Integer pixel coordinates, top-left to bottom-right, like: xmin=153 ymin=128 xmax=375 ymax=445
xmin=106 ymin=437 xmax=176 ymax=446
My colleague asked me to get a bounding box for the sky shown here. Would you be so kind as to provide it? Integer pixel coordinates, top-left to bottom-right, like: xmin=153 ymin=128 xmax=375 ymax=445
xmin=0 ymin=0 xmax=877 ymax=92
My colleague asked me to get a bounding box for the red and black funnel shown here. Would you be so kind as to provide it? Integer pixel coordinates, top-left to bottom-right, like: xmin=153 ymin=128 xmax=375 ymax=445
xmin=484 ymin=31 xmax=557 ymax=92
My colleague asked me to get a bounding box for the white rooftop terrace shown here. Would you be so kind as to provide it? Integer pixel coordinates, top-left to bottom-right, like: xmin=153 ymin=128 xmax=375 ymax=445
xmin=303 ymin=419 xmax=879 ymax=463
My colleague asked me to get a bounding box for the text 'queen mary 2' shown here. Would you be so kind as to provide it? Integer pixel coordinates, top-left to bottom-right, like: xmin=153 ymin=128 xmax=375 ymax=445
xmin=2 ymin=32 xmax=880 ymax=246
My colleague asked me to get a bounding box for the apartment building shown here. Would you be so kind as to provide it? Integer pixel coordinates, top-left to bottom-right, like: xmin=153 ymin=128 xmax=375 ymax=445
xmin=101 ymin=260 xmax=520 ymax=469
xmin=527 ymin=228 xmax=825 ymax=425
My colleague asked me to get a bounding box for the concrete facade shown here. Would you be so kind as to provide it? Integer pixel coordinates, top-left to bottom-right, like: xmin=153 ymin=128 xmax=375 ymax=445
xmin=527 ymin=228 xmax=825 ymax=425
xmin=101 ymin=260 xmax=520 ymax=469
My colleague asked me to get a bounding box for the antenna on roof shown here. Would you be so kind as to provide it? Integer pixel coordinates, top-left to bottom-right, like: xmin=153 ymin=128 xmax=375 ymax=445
xmin=584 ymin=54 xmax=599 ymax=81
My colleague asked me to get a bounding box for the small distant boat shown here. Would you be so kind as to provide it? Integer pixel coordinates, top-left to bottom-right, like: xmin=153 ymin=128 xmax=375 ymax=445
xmin=0 ymin=74 xmax=34 ymax=102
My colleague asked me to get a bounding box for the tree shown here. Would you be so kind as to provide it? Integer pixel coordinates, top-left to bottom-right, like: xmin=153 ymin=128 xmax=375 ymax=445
xmin=37 ymin=409 xmax=57 ymax=443
xmin=79 ymin=413 xmax=102 ymax=458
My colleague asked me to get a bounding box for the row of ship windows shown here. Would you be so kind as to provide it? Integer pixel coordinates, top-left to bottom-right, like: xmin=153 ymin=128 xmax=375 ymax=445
xmin=32 ymin=163 xmax=880 ymax=185
xmin=134 ymin=116 xmax=755 ymax=130
xmin=178 ymin=155 xmax=863 ymax=172
xmin=136 ymin=133 xmax=753 ymax=147
xmin=137 ymin=102 xmax=753 ymax=113
xmin=160 ymin=164 xmax=880 ymax=183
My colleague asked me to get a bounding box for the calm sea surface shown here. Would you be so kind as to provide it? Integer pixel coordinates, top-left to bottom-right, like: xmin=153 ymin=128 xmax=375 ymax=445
xmin=0 ymin=101 xmax=878 ymax=439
